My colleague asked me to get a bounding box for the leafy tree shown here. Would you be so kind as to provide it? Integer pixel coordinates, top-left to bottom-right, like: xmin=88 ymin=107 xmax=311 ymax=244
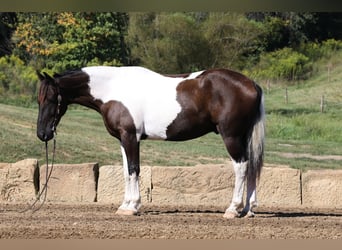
xmin=127 ymin=12 xmax=264 ymax=73
xmin=127 ymin=12 xmax=208 ymax=73
xmin=246 ymin=12 xmax=342 ymax=51
xmin=202 ymin=12 xmax=264 ymax=70
xmin=2 ymin=12 xmax=130 ymax=105
xmin=306 ymin=13 xmax=342 ymax=41
xmin=51 ymin=12 xmax=129 ymax=71
xmin=0 ymin=12 xmax=17 ymax=57
xmin=13 ymin=12 xmax=129 ymax=72
xmin=13 ymin=13 xmax=62 ymax=68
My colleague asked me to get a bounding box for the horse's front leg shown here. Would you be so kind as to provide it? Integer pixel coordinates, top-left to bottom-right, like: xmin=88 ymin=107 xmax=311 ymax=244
xmin=116 ymin=135 xmax=141 ymax=215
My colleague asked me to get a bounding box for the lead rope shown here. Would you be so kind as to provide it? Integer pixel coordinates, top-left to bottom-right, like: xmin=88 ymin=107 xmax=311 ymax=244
xmin=20 ymin=92 xmax=61 ymax=213
xmin=19 ymin=135 xmax=56 ymax=213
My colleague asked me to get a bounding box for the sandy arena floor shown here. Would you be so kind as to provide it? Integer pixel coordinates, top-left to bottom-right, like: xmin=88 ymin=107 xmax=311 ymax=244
xmin=0 ymin=203 xmax=341 ymax=239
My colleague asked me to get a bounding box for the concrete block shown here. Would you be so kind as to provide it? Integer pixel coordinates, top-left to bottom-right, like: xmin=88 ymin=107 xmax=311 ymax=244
xmin=302 ymin=169 xmax=342 ymax=208
xmin=0 ymin=159 xmax=39 ymax=202
xmin=151 ymin=164 xmax=234 ymax=207
xmin=151 ymin=163 xmax=302 ymax=209
xmin=257 ymin=165 xmax=302 ymax=208
xmin=39 ymin=162 xmax=99 ymax=202
xmin=97 ymin=165 xmax=152 ymax=204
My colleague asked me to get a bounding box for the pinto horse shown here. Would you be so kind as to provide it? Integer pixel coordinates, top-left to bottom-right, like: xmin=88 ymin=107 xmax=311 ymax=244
xmin=36 ymin=66 xmax=265 ymax=218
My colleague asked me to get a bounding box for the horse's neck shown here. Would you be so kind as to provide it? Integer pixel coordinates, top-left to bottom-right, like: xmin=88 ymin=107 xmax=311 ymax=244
xmin=67 ymin=91 xmax=102 ymax=113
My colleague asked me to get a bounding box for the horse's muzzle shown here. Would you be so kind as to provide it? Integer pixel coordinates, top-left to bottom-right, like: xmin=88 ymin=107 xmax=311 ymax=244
xmin=37 ymin=129 xmax=54 ymax=142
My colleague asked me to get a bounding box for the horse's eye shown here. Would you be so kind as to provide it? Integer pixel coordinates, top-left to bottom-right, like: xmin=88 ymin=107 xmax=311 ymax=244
xmin=46 ymin=95 xmax=58 ymax=104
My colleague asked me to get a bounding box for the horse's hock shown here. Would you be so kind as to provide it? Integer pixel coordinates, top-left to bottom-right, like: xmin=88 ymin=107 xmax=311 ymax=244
xmin=0 ymin=159 xmax=341 ymax=209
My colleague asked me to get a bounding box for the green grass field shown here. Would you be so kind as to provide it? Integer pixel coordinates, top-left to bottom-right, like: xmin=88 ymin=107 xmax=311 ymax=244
xmin=0 ymin=56 xmax=341 ymax=170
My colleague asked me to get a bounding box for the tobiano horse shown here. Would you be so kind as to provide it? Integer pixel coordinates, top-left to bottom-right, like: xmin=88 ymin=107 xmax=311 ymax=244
xmin=36 ymin=66 xmax=265 ymax=218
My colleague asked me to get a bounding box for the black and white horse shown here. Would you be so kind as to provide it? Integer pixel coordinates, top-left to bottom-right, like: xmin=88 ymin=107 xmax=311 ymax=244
xmin=36 ymin=66 xmax=265 ymax=218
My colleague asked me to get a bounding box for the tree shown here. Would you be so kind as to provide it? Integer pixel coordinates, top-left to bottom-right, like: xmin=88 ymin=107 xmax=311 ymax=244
xmin=127 ymin=12 xmax=209 ymax=73
xmin=13 ymin=13 xmax=61 ymax=68
xmin=246 ymin=12 xmax=342 ymax=51
xmin=127 ymin=12 xmax=265 ymax=73
xmin=0 ymin=12 xmax=17 ymax=57
xmin=13 ymin=12 xmax=129 ymax=72
xmin=202 ymin=12 xmax=264 ymax=70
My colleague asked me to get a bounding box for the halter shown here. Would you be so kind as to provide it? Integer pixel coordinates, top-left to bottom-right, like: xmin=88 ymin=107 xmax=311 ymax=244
xmin=51 ymin=87 xmax=62 ymax=135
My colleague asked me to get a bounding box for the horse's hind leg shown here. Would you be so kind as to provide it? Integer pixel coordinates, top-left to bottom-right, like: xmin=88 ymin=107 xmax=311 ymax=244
xmin=241 ymin=175 xmax=257 ymax=218
xmin=224 ymin=158 xmax=247 ymax=219
xmin=221 ymin=135 xmax=248 ymax=219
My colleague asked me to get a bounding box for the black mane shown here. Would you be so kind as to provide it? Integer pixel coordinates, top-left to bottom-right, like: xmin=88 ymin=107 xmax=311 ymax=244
xmin=53 ymin=69 xmax=83 ymax=79
xmin=53 ymin=69 xmax=90 ymax=89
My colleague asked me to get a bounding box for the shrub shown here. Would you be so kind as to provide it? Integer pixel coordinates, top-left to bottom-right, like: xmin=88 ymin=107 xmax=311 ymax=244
xmin=250 ymin=47 xmax=312 ymax=81
xmin=0 ymin=55 xmax=37 ymax=104
xmin=299 ymin=39 xmax=342 ymax=61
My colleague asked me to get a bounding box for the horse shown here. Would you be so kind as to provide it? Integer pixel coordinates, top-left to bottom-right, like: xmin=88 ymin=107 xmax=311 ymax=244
xmin=36 ymin=66 xmax=265 ymax=218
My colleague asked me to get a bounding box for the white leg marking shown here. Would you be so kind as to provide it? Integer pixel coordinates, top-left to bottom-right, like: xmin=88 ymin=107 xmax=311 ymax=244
xmin=117 ymin=146 xmax=141 ymax=215
xmin=119 ymin=145 xmax=130 ymax=209
xmin=224 ymin=160 xmax=247 ymax=219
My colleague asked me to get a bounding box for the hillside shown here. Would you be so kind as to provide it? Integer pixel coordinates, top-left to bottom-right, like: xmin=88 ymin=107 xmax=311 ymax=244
xmin=0 ymin=56 xmax=341 ymax=169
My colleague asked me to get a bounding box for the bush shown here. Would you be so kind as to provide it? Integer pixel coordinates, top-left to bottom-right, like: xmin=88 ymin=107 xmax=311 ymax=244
xmin=320 ymin=39 xmax=342 ymax=58
xmin=0 ymin=55 xmax=37 ymax=104
xmin=250 ymin=47 xmax=312 ymax=81
xmin=299 ymin=39 xmax=342 ymax=61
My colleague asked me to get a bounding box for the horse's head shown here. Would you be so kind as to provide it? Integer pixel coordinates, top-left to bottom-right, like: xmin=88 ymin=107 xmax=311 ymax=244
xmin=36 ymin=71 xmax=67 ymax=142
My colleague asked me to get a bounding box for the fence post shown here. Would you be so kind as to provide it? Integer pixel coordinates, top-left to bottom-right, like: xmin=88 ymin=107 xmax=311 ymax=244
xmin=285 ymin=88 xmax=288 ymax=104
xmin=327 ymin=63 xmax=332 ymax=82
xmin=320 ymin=95 xmax=325 ymax=113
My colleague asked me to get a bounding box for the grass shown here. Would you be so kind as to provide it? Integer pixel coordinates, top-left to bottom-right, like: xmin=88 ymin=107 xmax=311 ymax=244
xmin=260 ymin=52 xmax=342 ymax=170
xmin=0 ymin=54 xmax=341 ymax=170
xmin=0 ymin=103 xmax=229 ymax=167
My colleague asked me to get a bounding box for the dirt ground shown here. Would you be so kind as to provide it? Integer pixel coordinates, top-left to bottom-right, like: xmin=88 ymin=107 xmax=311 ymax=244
xmin=0 ymin=203 xmax=341 ymax=239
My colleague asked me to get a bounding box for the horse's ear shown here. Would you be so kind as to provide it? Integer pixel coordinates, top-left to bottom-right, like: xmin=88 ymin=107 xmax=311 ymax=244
xmin=43 ymin=72 xmax=56 ymax=84
xmin=37 ymin=70 xmax=45 ymax=81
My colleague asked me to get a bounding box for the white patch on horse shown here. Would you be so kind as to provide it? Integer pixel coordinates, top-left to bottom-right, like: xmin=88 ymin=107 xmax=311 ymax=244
xmin=225 ymin=159 xmax=247 ymax=217
xmin=186 ymin=71 xmax=203 ymax=79
xmin=119 ymin=145 xmax=141 ymax=212
xmin=83 ymin=66 xmax=203 ymax=140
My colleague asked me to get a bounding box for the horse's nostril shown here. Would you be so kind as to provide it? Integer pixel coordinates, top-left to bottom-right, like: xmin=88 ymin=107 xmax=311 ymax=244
xmin=37 ymin=130 xmax=49 ymax=142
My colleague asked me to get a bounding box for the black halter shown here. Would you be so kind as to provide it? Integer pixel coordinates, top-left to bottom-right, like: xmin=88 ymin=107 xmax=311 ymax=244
xmin=51 ymin=86 xmax=62 ymax=135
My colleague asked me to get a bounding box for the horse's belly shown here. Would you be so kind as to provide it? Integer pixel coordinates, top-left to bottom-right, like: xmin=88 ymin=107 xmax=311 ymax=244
xmin=142 ymin=103 xmax=182 ymax=140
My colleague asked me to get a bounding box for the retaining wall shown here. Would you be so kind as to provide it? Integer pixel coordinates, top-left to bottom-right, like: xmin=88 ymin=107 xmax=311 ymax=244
xmin=0 ymin=159 xmax=341 ymax=209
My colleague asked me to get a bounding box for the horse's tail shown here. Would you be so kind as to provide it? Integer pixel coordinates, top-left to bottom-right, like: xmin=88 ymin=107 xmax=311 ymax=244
xmin=247 ymin=85 xmax=265 ymax=181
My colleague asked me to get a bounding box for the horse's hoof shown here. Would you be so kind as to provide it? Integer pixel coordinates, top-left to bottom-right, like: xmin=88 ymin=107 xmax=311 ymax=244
xmin=115 ymin=209 xmax=138 ymax=216
xmin=243 ymin=211 xmax=255 ymax=218
xmin=223 ymin=211 xmax=239 ymax=219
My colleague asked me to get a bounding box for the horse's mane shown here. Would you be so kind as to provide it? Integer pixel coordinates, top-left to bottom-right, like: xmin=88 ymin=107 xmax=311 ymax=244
xmin=53 ymin=69 xmax=90 ymax=89
xmin=53 ymin=69 xmax=82 ymax=78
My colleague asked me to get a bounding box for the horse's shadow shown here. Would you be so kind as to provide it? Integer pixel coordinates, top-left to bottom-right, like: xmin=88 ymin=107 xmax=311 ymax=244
xmin=261 ymin=211 xmax=342 ymax=218
xmin=142 ymin=209 xmax=342 ymax=218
